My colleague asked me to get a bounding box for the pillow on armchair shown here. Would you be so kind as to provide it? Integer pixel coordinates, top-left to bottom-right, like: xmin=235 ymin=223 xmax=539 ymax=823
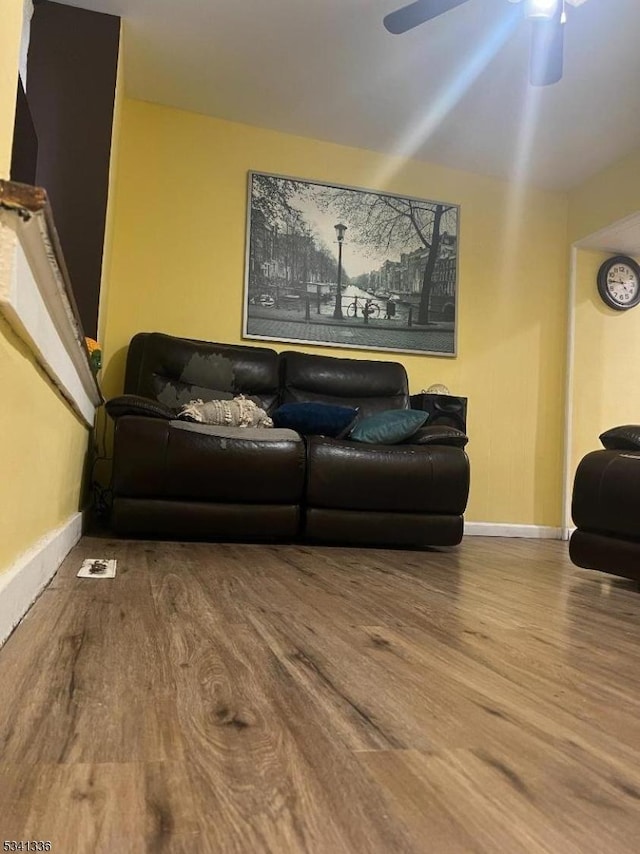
xmin=600 ymin=425 xmax=640 ymax=451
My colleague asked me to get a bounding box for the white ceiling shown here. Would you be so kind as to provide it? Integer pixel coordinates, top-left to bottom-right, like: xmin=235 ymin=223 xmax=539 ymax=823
xmin=60 ymin=0 xmax=640 ymax=190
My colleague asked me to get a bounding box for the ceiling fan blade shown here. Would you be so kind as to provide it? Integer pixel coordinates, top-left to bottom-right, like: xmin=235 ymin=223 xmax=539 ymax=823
xmin=383 ymin=0 xmax=471 ymax=35
xmin=529 ymin=12 xmax=564 ymax=85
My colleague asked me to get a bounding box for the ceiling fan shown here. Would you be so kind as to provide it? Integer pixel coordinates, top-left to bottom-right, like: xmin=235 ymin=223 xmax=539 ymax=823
xmin=383 ymin=0 xmax=587 ymax=86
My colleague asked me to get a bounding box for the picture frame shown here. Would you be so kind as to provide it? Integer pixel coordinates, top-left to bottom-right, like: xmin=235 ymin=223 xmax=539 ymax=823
xmin=243 ymin=171 xmax=459 ymax=357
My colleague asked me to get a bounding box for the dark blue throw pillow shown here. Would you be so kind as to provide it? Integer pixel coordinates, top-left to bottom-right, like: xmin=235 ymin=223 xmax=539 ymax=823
xmin=271 ymin=402 xmax=359 ymax=438
xmin=350 ymin=409 xmax=428 ymax=444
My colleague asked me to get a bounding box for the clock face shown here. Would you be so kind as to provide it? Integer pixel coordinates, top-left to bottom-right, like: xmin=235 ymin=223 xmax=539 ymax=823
xmin=598 ymin=256 xmax=640 ymax=311
xmin=606 ymin=262 xmax=639 ymax=305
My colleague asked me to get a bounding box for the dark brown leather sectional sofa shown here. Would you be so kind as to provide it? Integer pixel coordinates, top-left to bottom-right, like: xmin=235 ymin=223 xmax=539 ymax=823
xmin=110 ymin=332 xmax=470 ymax=547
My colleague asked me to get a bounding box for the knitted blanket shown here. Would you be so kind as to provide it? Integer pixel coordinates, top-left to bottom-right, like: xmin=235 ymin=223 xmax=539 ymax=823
xmin=179 ymin=395 xmax=273 ymax=428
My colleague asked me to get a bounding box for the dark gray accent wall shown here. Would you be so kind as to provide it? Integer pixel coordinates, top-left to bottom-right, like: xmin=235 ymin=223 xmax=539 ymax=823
xmin=27 ymin=2 xmax=120 ymax=339
xmin=11 ymin=78 xmax=38 ymax=185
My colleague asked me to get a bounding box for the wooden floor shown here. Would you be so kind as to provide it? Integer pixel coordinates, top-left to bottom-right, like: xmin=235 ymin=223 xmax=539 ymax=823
xmin=1 ymin=536 xmax=640 ymax=853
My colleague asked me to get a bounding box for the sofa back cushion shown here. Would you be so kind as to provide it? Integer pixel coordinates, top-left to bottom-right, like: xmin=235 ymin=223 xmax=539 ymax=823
xmin=279 ymin=350 xmax=409 ymax=417
xmin=124 ymin=332 xmax=280 ymax=412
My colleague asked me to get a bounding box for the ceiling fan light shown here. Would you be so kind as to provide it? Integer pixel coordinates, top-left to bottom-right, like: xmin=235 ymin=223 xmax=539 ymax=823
xmin=525 ymin=0 xmax=559 ymax=20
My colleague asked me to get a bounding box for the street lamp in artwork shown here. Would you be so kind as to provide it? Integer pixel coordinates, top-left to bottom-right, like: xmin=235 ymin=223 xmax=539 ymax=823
xmin=333 ymin=222 xmax=348 ymax=320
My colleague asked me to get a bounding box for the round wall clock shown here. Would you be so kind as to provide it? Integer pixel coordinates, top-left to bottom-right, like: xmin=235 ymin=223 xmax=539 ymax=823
xmin=597 ymin=255 xmax=640 ymax=311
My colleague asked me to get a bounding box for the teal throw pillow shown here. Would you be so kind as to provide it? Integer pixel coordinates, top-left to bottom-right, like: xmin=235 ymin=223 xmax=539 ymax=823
xmin=350 ymin=409 xmax=428 ymax=444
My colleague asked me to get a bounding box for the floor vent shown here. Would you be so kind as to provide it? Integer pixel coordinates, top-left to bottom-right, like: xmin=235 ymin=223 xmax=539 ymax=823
xmin=77 ymin=558 xmax=117 ymax=579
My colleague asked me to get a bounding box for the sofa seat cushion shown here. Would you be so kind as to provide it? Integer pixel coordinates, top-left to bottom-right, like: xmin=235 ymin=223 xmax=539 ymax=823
xmin=113 ymin=417 xmax=305 ymax=504
xmin=305 ymin=436 xmax=469 ymax=515
xmin=169 ymin=422 xmax=293 ymax=441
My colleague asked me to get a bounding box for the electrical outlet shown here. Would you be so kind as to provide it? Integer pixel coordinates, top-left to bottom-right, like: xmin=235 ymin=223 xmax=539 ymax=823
xmin=77 ymin=558 xmax=117 ymax=579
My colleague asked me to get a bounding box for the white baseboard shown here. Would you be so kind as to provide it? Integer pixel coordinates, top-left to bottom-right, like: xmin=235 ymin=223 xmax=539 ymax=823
xmin=464 ymin=522 xmax=563 ymax=539
xmin=0 ymin=512 xmax=83 ymax=647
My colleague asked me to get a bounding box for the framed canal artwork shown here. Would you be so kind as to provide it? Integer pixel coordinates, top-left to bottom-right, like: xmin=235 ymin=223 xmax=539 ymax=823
xmin=242 ymin=171 xmax=459 ymax=356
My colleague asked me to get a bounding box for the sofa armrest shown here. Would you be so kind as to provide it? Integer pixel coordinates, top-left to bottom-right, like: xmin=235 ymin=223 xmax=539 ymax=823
xmin=403 ymin=424 xmax=468 ymax=448
xmin=599 ymin=425 xmax=640 ymax=451
xmin=105 ymin=394 xmax=175 ymax=421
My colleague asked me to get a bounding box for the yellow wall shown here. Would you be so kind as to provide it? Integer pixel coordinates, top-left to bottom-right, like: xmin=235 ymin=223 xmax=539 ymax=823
xmin=101 ymin=99 xmax=569 ymax=527
xmin=0 ymin=0 xmax=22 ymax=179
xmin=0 ymin=1 xmax=90 ymax=574
xmin=569 ymin=145 xmax=640 ymax=243
xmin=0 ymin=319 xmax=89 ymax=570
xmin=569 ymin=248 xmax=640 ymax=478
xmin=565 ymin=147 xmax=640 ymax=516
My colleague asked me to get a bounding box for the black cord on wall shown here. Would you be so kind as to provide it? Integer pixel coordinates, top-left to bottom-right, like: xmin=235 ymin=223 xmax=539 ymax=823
xmin=90 ymin=407 xmax=113 ymax=519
